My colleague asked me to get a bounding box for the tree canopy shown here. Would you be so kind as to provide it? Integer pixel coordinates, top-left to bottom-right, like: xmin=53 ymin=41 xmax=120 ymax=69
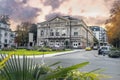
xmin=0 ymin=15 xmax=10 ymax=24
xmin=106 ymin=0 xmax=120 ymax=48
xmin=15 ymin=22 xmax=31 ymax=46
xmin=15 ymin=22 xmax=37 ymax=47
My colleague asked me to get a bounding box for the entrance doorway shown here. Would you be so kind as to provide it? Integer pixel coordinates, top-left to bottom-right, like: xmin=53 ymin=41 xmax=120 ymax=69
xmin=29 ymin=42 xmax=33 ymax=47
xmin=4 ymin=44 xmax=8 ymax=47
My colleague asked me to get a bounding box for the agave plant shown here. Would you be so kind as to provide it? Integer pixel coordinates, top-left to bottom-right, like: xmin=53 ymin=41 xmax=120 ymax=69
xmin=0 ymin=54 xmax=108 ymax=80
xmin=0 ymin=54 xmax=12 ymax=69
xmin=0 ymin=54 xmax=49 ymax=80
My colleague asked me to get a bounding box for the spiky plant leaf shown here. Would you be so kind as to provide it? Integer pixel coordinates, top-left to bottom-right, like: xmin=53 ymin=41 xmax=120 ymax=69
xmin=48 ymin=61 xmax=61 ymax=67
xmin=39 ymin=62 xmax=89 ymax=80
xmin=0 ymin=55 xmax=38 ymax=80
xmin=0 ymin=54 xmax=12 ymax=68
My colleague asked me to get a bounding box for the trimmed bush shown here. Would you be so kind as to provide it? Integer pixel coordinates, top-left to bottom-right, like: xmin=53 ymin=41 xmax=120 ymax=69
xmin=51 ymin=47 xmax=65 ymax=51
xmin=110 ymin=47 xmax=118 ymax=51
xmin=1 ymin=47 xmax=16 ymax=51
xmin=26 ymin=47 xmax=34 ymax=50
xmin=38 ymin=47 xmax=52 ymax=52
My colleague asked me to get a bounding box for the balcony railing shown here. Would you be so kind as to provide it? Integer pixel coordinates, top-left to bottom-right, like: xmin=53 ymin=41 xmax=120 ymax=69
xmin=46 ymin=36 xmax=70 ymax=39
xmin=40 ymin=35 xmax=82 ymax=39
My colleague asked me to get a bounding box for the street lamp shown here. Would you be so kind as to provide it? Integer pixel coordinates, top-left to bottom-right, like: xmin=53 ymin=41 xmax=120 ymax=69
xmin=69 ymin=19 xmax=72 ymax=49
xmin=86 ymin=29 xmax=89 ymax=47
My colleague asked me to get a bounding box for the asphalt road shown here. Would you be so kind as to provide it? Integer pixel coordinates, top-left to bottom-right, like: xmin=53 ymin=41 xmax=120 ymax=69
xmin=34 ymin=50 xmax=120 ymax=80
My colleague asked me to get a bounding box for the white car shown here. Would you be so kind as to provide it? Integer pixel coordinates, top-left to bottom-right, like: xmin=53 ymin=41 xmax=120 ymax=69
xmin=93 ymin=46 xmax=98 ymax=50
xmin=99 ymin=46 xmax=110 ymax=55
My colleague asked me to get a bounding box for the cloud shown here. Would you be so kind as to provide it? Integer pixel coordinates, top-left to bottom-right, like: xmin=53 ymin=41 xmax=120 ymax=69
xmin=51 ymin=0 xmax=115 ymax=27
xmin=42 ymin=0 xmax=67 ymax=10
xmin=45 ymin=12 xmax=65 ymax=20
xmin=0 ymin=0 xmax=41 ymax=23
xmin=0 ymin=0 xmax=115 ymax=30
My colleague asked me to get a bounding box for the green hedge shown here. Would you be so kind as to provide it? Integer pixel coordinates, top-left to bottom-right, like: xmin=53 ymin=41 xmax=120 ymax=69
xmin=1 ymin=47 xmax=16 ymax=51
xmin=38 ymin=47 xmax=52 ymax=52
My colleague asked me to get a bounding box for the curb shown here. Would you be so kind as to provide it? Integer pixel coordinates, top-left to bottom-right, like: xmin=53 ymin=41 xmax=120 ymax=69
xmin=0 ymin=49 xmax=84 ymax=59
xmin=22 ymin=49 xmax=84 ymax=58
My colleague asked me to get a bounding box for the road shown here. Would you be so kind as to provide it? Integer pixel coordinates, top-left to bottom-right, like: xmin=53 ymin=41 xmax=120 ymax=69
xmin=35 ymin=50 xmax=120 ymax=80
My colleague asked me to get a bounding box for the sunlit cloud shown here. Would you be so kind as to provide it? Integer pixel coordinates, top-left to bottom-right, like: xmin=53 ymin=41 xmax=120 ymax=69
xmin=0 ymin=0 xmax=115 ymax=30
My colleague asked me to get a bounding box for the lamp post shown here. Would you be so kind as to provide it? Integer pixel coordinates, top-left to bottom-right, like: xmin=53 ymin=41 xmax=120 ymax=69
xmin=86 ymin=26 xmax=89 ymax=47
xmin=86 ymin=29 xmax=88 ymax=47
xmin=69 ymin=19 xmax=72 ymax=49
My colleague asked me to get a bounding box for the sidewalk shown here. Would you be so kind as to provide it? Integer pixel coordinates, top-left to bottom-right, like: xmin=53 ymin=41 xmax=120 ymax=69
xmin=24 ymin=49 xmax=84 ymax=58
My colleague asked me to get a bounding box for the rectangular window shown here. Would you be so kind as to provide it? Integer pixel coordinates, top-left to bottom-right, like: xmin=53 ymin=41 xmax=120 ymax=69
xmin=62 ymin=28 xmax=66 ymax=36
xmin=56 ymin=32 xmax=60 ymax=36
xmin=5 ymin=32 xmax=7 ymax=36
xmin=50 ymin=32 xmax=54 ymax=36
xmin=74 ymin=32 xmax=78 ymax=36
xmin=56 ymin=29 xmax=60 ymax=36
xmin=50 ymin=29 xmax=54 ymax=36
xmin=4 ymin=39 xmax=7 ymax=43
xmin=0 ymin=34 xmax=2 ymax=37
xmin=74 ymin=27 xmax=78 ymax=30
xmin=41 ymin=30 xmax=44 ymax=36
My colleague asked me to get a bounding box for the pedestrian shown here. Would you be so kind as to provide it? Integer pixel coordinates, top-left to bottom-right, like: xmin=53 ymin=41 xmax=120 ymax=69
xmin=98 ymin=48 xmax=101 ymax=55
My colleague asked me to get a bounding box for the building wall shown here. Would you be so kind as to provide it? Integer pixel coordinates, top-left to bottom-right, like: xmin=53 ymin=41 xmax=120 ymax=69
xmin=90 ymin=26 xmax=108 ymax=46
xmin=0 ymin=23 xmax=15 ymax=49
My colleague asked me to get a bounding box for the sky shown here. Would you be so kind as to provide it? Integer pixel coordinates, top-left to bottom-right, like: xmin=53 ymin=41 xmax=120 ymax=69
xmin=0 ymin=0 xmax=115 ymax=30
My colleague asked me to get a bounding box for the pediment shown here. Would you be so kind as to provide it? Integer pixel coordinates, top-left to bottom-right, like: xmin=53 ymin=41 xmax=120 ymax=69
xmin=49 ymin=16 xmax=68 ymax=23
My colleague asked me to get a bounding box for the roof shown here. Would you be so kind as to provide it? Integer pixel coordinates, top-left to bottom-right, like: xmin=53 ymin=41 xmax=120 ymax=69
xmin=38 ymin=15 xmax=82 ymax=25
xmin=89 ymin=26 xmax=100 ymax=31
xmin=63 ymin=16 xmax=79 ymax=20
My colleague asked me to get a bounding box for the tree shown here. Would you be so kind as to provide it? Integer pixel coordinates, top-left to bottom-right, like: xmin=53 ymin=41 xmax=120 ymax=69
xmin=15 ymin=22 xmax=37 ymax=47
xmin=106 ymin=0 xmax=120 ymax=48
xmin=15 ymin=22 xmax=31 ymax=47
xmin=0 ymin=15 xmax=10 ymax=24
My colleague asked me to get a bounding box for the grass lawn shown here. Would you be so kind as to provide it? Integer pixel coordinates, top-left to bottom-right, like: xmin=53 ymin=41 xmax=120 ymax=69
xmin=0 ymin=49 xmax=70 ymax=55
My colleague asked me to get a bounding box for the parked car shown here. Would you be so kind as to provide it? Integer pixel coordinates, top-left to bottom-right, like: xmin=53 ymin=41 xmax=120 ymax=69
xmin=93 ymin=46 xmax=98 ymax=50
xmin=51 ymin=45 xmax=65 ymax=51
xmin=98 ymin=46 xmax=110 ymax=55
xmin=85 ymin=47 xmax=92 ymax=51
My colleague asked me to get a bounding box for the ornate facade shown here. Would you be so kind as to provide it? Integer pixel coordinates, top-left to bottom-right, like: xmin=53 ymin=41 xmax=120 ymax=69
xmin=37 ymin=16 xmax=94 ymax=48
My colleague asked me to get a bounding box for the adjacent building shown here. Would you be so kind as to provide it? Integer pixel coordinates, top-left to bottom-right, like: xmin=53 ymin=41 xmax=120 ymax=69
xmin=37 ymin=16 xmax=95 ymax=48
xmin=0 ymin=22 xmax=15 ymax=49
xmin=89 ymin=26 xmax=108 ymax=46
